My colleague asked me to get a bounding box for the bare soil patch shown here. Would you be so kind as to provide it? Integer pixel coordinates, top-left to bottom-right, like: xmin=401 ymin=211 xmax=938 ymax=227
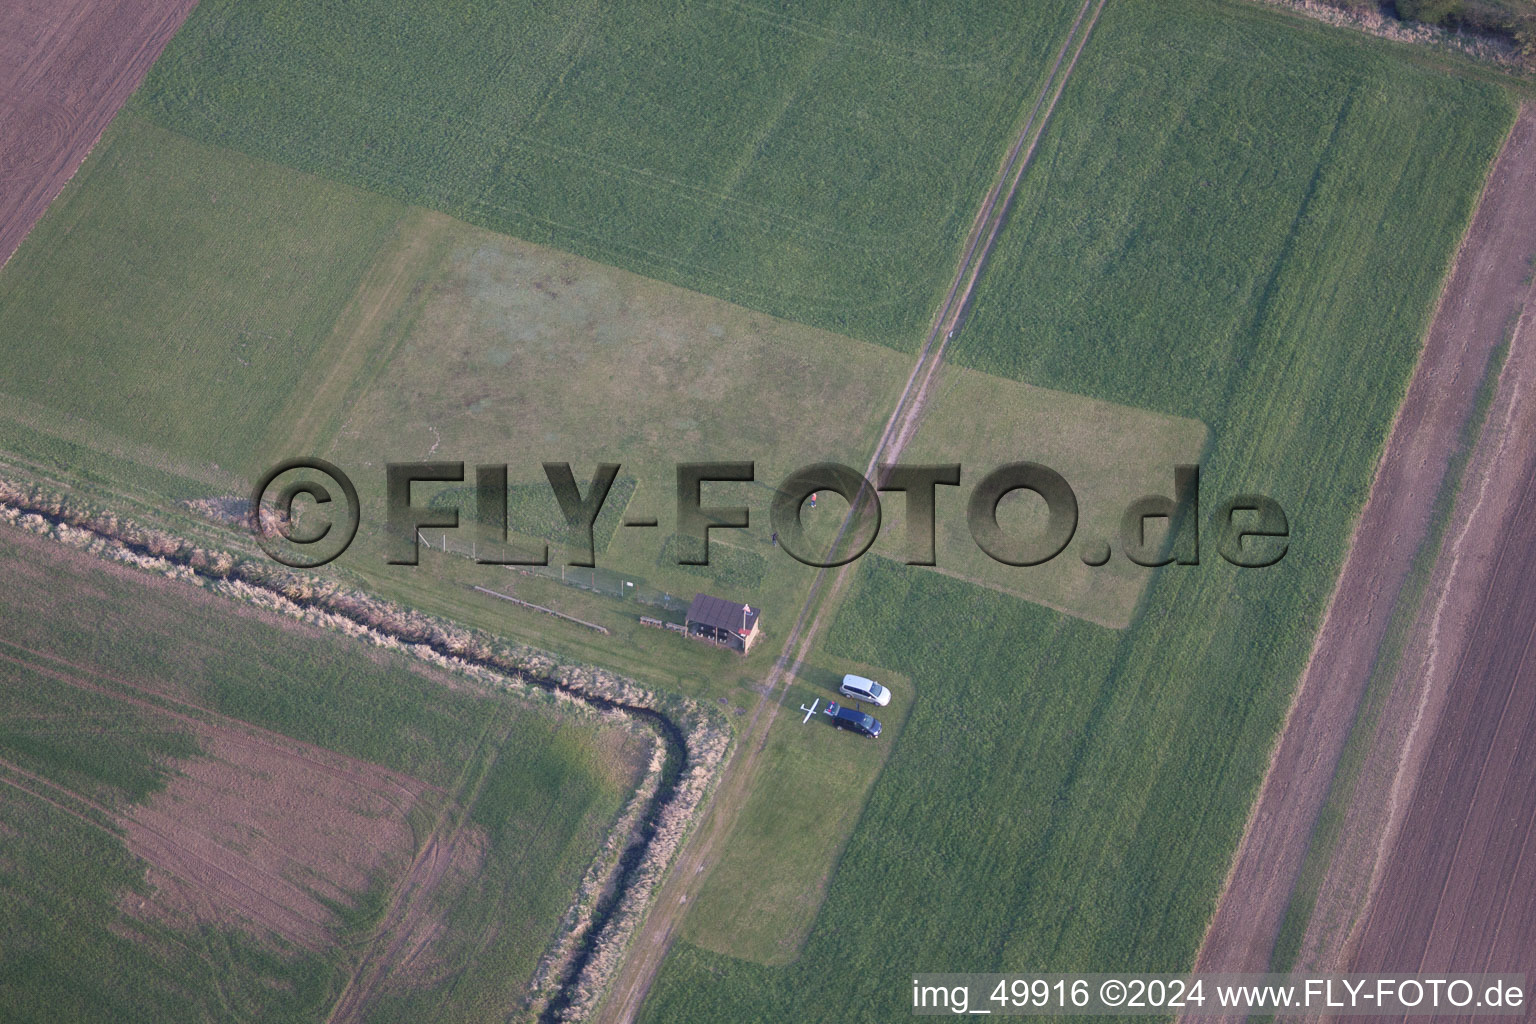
xmin=124 ymin=727 xmax=431 ymax=953
xmin=0 ymin=639 xmax=438 ymax=953
xmin=0 ymin=0 xmax=198 ymax=268
xmin=1186 ymin=104 xmax=1536 ymax=998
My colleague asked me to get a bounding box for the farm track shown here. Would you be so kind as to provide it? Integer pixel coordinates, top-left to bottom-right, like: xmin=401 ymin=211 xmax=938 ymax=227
xmin=1296 ymin=154 xmax=1536 ymax=993
xmin=0 ymin=0 xmax=198 ymax=269
xmin=1184 ymin=103 xmax=1536 ymax=1009
xmin=593 ymin=3 xmax=1107 ymax=1020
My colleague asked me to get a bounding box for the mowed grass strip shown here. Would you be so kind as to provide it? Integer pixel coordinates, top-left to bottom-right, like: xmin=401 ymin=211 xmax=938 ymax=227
xmin=133 ymin=0 xmax=1087 ymax=348
xmin=301 ymin=214 xmax=1206 ymax=635
xmin=676 ymin=656 xmax=913 ymax=966
xmin=636 ymin=2 xmax=1514 ymax=1020
xmin=874 ymin=363 xmax=1207 ymax=629
xmin=0 ymin=527 xmax=647 ymax=1024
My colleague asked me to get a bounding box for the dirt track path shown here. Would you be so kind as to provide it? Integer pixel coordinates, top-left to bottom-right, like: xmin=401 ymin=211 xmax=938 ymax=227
xmin=593 ymin=4 xmax=1107 ymax=1020
xmin=1344 ymin=432 xmax=1536 ymax=982
xmin=1184 ymin=103 xmax=1536 ymax=1010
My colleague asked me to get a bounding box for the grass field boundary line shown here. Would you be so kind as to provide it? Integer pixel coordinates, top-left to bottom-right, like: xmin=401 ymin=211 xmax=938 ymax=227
xmin=1267 ymin=286 xmax=1522 ymax=972
xmin=466 ymin=189 xmax=908 ymax=316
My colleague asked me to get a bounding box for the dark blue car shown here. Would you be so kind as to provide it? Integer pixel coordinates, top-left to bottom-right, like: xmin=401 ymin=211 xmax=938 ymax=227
xmin=831 ymin=704 xmax=882 ymax=739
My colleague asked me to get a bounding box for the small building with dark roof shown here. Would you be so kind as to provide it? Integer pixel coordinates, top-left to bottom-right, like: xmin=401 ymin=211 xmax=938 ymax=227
xmin=685 ymin=593 xmax=762 ymax=654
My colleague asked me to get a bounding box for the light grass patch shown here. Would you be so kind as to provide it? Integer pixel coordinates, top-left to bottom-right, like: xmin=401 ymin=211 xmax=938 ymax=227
xmin=874 ymin=364 xmax=1206 ymax=629
xmin=327 ymin=223 xmax=1201 ymax=631
xmin=332 ymin=227 xmax=909 ymax=473
xmin=678 ymin=657 xmax=911 ymax=966
xmin=320 ymin=219 xmax=918 ymax=638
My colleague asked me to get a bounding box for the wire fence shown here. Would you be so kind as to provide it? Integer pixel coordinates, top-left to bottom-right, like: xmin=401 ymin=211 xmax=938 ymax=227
xmin=416 ymin=530 xmax=693 ymax=617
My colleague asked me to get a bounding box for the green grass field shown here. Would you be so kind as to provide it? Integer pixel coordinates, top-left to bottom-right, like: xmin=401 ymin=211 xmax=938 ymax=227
xmin=0 ymin=107 xmax=1213 ymax=981
xmin=131 ymin=0 xmax=1089 ymax=348
xmin=0 ymin=526 xmax=650 ymax=1024
xmin=0 ymin=112 xmax=1203 ymax=638
xmin=0 ymin=120 xmax=402 ymax=488
xmin=0 ymin=0 xmax=1521 ymax=1017
xmin=635 ymin=2 xmax=1515 ymax=1019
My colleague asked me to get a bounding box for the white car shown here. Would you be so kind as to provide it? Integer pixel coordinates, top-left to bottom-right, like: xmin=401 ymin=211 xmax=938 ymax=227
xmin=839 ymin=674 xmax=891 ymax=706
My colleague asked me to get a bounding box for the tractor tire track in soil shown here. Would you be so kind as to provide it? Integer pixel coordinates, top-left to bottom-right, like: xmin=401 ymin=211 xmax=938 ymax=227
xmin=0 ymin=0 xmax=198 ymax=269
xmin=594 ymin=3 xmax=1106 ymax=1021
xmin=1185 ymin=103 xmax=1536 ymax=1013
xmin=324 ymin=721 xmax=504 ymax=1024
xmin=0 ymin=752 xmax=338 ymax=951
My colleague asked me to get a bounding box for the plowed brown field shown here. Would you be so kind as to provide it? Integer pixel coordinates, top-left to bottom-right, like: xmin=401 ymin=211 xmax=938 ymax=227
xmin=1347 ymin=512 xmax=1536 ymax=983
xmin=0 ymin=0 xmax=196 ymax=268
xmin=1189 ymin=103 xmax=1536 ymax=1000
